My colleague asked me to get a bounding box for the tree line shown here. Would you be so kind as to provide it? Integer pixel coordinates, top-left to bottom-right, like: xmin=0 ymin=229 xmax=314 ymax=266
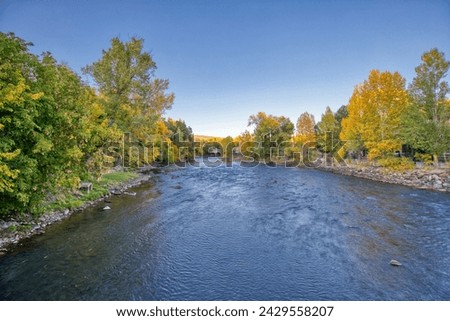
xmin=0 ymin=33 xmax=192 ymax=215
xmin=238 ymin=48 xmax=449 ymax=167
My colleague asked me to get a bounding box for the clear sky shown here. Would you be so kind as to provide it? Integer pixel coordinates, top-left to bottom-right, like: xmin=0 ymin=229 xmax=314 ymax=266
xmin=1 ymin=0 xmax=449 ymax=137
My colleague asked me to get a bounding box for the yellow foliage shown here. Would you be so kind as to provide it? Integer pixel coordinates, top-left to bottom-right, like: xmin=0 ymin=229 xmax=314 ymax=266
xmin=340 ymin=70 xmax=410 ymax=158
xmin=3 ymin=80 xmax=26 ymax=103
xmin=0 ymin=149 xmax=21 ymax=193
xmin=30 ymin=92 xmax=44 ymax=100
xmin=377 ymin=157 xmax=415 ymax=171
xmin=296 ymin=112 xmax=316 ymax=144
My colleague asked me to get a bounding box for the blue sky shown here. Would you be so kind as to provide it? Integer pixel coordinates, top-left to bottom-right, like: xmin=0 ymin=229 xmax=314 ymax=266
xmin=1 ymin=0 xmax=449 ymax=137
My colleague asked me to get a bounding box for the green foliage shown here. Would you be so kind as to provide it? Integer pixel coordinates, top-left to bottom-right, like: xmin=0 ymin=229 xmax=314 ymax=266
xmin=0 ymin=33 xmax=178 ymax=217
xmin=334 ymin=105 xmax=348 ymax=140
xmin=316 ymin=106 xmax=339 ymax=154
xmin=220 ymin=136 xmax=235 ymax=158
xmin=165 ymin=118 xmax=194 ymax=161
xmin=248 ymin=112 xmax=294 ymax=159
xmin=45 ymin=171 xmax=137 ymax=213
xmin=0 ymin=32 xmax=47 ymax=214
xmin=414 ymin=153 xmax=434 ymax=166
xmin=401 ymin=48 xmax=450 ymax=164
xmin=99 ymin=172 xmax=138 ymax=186
xmin=83 ymin=37 xmax=174 ymax=140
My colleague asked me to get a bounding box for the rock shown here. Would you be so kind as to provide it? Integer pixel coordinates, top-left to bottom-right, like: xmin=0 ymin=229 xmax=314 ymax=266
xmin=433 ymin=181 xmax=443 ymax=189
xmin=63 ymin=209 xmax=70 ymax=215
xmin=103 ymin=206 xmax=111 ymax=210
xmin=390 ymin=259 xmax=402 ymax=266
xmin=79 ymin=181 xmax=93 ymax=193
xmin=124 ymin=191 xmax=137 ymax=196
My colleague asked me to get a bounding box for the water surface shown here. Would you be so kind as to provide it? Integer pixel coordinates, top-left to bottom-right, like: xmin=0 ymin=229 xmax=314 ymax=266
xmin=1 ymin=164 xmax=449 ymax=300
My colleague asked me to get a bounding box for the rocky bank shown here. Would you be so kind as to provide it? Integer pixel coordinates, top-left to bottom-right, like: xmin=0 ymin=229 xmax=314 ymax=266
xmin=0 ymin=171 xmax=154 ymax=254
xmin=320 ymin=164 xmax=450 ymax=192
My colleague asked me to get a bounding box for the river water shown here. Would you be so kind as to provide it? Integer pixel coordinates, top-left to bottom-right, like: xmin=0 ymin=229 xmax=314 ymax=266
xmin=1 ymin=163 xmax=449 ymax=300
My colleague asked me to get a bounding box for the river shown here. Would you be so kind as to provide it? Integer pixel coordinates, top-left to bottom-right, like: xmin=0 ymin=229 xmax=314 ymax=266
xmin=0 ymin=163 xmax=449 ymax=300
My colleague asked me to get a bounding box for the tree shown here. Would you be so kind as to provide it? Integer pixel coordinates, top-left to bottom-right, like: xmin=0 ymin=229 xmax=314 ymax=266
xmin=236 ymin=130 xmax=255 ymax=159
xmin=0 ymin=33 xmax=184 ymax=216
xmin=0 ymin=33 xmax=124 ymax=214
xmin=316 ymin=106 xmax=339 ymax=154
xmin=220 ymin=136 xmax=235 ymax=159
xmin=248 ymin=112 xmax=294 ymax=159
xmin=401 ymin=48 xmax=450 ymax=165
xmin=83 ymin=37 xmax=174 ymax=139
xmin=340 ymin=70 xmax=410 ymax=160
xmin=334 ymin=105 xmax=348 ymax=138
xmin=165 ymin=118 xmax=194 ymax=161
xmin=0 ymin=32 xmax=46 ymax=214
xmin=295 ymin=112 xmax=316 ymax=144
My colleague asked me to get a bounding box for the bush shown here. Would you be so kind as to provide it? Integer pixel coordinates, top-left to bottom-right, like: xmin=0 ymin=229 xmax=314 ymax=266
xmin=377 ymin=157 xmax=415 ymax=171
xmin=414 ymin=153 xmax=434 ymax=165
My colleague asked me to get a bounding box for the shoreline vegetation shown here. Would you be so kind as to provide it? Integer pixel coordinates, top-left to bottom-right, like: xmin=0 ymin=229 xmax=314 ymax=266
xmin=0 ymin=168 xmax=156 ymax=253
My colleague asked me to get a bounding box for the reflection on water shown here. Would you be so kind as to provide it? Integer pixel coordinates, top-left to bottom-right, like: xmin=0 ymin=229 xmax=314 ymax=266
xmin=0 ymin=164 xmax=449 ymax=300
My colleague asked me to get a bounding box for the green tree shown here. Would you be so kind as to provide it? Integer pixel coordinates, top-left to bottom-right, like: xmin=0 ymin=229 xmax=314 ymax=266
xmin=316 ymin=106 xmax=339 ymax=154
xmin=248 ymin=112 xmax=294 ymax=159
xmin=401 ymin=48 xmax=450 ymax=165
xmin=0 ymin=33 xmax=123 ymax=214
xmin=220 ymin=136 xmax=235 ymax=159
xmin=334 ymin=105 xmax=348 ymax=138
xmin=0 ymin=32 xmax=46 ymax=214
xmin=165 ymin=118 xmax=194 ymax=161
xmin=83 ymin=37 xmax=174 ymax=139
xmin=33 ymin=53 xmax=91 ymax=188
xmin=236 ymin=130 xmax=255 ymax=160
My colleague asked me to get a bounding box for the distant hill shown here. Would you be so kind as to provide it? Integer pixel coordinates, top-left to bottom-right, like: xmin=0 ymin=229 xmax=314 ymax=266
xmin=193 ymin=134 xmax=224 ymax=141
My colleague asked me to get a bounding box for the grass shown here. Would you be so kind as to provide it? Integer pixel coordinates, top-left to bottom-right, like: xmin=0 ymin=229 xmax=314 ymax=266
xmin=44 ymin=171 xmax=138 ymax=213
xmin=99 ymin=171 xmax=138 ymax=186
xmin=7 ymin=224 xmax=32 ymax=232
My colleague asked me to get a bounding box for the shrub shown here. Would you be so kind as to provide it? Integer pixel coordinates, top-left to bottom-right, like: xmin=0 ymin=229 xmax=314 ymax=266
xmin=377 ymin=156 xmax=415 ymax=171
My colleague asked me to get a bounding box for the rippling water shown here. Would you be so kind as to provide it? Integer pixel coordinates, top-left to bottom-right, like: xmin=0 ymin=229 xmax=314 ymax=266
xmin=1 ymin=163 xmax=449 ymax=300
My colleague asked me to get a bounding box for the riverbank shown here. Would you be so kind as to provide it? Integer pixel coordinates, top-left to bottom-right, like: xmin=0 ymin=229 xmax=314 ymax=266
xmin=0 ymin=169 xmax=156 ymax=254
xmin=319 ymin=162 xmax=450 ymax=192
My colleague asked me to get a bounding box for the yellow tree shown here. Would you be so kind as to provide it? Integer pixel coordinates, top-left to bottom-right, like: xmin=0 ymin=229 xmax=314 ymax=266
xmin=295 ymin=112 xmax=316 ymax=144
xmin=340 ymin=70 xmax=410 ymax=160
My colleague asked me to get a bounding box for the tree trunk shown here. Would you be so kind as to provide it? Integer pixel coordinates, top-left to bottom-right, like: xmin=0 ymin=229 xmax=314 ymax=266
xmin=434 ymin=153 xmax=439 ymax=167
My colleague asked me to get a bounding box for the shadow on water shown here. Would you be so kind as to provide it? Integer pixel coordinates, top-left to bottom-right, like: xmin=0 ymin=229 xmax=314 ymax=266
xmin=0 ymin=164 xmax=449 ymax=300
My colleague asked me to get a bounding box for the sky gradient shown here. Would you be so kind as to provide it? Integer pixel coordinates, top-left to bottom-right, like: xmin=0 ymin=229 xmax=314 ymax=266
xmin=1 ymin=0 xmax=449 ymax=137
